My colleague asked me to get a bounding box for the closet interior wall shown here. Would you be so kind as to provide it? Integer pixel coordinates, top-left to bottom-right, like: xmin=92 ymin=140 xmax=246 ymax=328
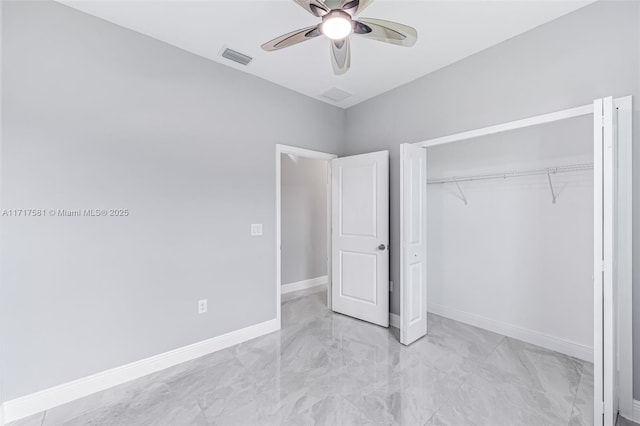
xmin=426 ymin=115 xmax=594 ymax=359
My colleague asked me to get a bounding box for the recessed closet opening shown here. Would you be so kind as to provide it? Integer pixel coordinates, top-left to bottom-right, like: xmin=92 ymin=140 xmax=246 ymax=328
xmin=398 ymin=96 xmax=633 ymax=425
xmin=425 ymin=114 xmax=594 ymax=362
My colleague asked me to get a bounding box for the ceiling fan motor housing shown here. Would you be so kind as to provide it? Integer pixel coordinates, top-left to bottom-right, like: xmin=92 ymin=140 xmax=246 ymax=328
xmin=320 ymin=10 xmax=354 ymax=40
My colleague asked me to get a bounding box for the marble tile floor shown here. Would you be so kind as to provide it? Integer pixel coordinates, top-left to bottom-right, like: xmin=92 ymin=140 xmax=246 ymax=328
xmin=617 ymin=417 xmax=640 ymax=426
xmin=10 ymin=289 xmax=603 ymax=426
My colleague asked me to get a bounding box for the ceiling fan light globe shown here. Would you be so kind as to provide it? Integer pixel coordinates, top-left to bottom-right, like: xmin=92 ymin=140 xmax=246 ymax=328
xmin=321 ymin=15 xmax=353 ymax=40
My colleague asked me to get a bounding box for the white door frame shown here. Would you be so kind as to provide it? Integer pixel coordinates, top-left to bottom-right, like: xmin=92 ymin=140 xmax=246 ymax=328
xmin=613 ymin=96 xmax=633 ymax=421
xmin=275 ymin=144 xmax=337 ymax=328
xmin=411 ymin=97 xmax=633 ymax=422
xmin=414 ymin=103 xmax=594 ymax=148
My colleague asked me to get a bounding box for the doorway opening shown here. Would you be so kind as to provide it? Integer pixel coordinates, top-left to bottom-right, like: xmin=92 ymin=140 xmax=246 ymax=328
xmin=275 ymin=145 xmax=336 ymax=325
xmin=276 ymin=145 xmax=391 ymax=329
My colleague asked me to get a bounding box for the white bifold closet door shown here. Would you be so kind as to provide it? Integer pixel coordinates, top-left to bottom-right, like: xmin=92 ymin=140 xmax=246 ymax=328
xmin=399 ymin=143 xmax=428 ymax=345
xmin=331 ymin=151 xmax=389 ymax=327
xmin=594 ymin=97 xmax=618 ymax=426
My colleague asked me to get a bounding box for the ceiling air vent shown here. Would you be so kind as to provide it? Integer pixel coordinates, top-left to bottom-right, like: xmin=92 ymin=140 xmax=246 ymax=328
xmin=221 ymin=48 xmax=253 ymax=66
xmin=321 ymin=87 xmax=352 ymax=103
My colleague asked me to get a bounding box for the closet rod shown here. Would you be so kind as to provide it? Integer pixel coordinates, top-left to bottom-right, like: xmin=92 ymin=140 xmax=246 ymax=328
xmin=427 ymin=163 xmax=594 ymax=185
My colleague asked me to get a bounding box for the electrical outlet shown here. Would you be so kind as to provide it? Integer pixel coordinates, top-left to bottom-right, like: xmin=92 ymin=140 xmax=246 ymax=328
xmin=390 ymin=281 xmax=394 ymax=292
xmin=198 ymin=299 xmax=207 ymax=314
xmin=251 ymin=224 xmax=263 ymax=236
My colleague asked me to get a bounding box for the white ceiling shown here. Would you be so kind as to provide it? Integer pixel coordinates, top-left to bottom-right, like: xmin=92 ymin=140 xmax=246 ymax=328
xmin=58 ymin=0 xmax=594 ymax=108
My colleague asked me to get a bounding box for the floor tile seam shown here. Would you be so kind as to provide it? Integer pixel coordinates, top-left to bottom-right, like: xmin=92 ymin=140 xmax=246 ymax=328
xmin=421 ymin=358 xmax=479 ymax=426
xmin=431 ymin=320 xmax=508 ymax=349
xmin=476 ymin=335 xmax=506 ymax=366
xmin=479 ymin=366 xmax=578 ymax=400
xmin=566 ymin=362 xmax=587 ymax=426
xmin=195 ymin=392 xmax=207 ymax=421
xmin=466 ymin=373 xmax=565 ymax=424
xmin=467 ymin=367 xmax=579 ymax=424
xmin=420 ymin=336 xmax=505 ymax=367
xmin=403 ymin=335 xmax=504 ymax=382
xmin=421 ymin=356 xmax=483 ymax=386
xmin=517 ymin=354 xmax=585 ymax=372
xmin=509 ymin=355 xmax=585 ymax=402
xmin=482 ymin=355 xmax=583 ymax=389
xmin=495 ymin=344 xmax=588 ymax=372
xmin=418 ymin=337 xmax=508 ymax=426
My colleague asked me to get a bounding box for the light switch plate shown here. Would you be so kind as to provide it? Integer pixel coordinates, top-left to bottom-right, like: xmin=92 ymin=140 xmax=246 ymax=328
xmin=251 ymin=224 xmax=263 ymax=236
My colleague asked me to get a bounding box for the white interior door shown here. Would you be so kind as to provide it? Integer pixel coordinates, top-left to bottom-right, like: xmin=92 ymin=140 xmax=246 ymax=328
xmin=400 ymin=143 xmax=428 ymax=345
xmin=331 ymin=151 xmax=389 ymax=327
xmin=594 ymin=97 xmax=618 ymax=426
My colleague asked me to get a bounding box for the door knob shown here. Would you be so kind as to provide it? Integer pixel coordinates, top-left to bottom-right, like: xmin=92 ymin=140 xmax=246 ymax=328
xmin=378 ymin=244 xmax=387 ymax=251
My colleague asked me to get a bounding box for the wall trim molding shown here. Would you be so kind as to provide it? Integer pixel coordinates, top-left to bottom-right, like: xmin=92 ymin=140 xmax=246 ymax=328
xmin=414 ymin=103 xmax=593 ymax=148
xmin=614 ymin=95 xmax=634 ymax=420
xmin=428 ymin=303 xmax=593 ymax=362
xmin=2 ymin=318 xmax=279 ymax=424
xmin=389 ymin=313 xmax=400 ymax=329
xmin=281 ymin=275 xmax=327 ymax=295
xmin=632 ymin=399 xmax=640 ymax=423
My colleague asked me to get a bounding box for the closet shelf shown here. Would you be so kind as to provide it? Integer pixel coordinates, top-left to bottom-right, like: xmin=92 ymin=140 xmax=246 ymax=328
xmin=428 ymin=162 xmax=594 ymax=204
xmin=427 ymin=163 xmax=594 ymax=185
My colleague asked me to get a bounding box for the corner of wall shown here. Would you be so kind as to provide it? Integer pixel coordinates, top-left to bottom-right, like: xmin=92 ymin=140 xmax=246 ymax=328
xmin=339 ymin=105 xmax=350 ymax=157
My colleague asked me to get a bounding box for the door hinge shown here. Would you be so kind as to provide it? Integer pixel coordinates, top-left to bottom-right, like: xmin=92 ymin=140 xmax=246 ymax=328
xmin=601 ymin=401 xmax=605 ymax=414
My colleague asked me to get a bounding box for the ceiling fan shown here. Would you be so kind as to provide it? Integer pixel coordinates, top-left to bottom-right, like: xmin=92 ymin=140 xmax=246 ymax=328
xmin=261 ymin=0 xmax=417 ymax=75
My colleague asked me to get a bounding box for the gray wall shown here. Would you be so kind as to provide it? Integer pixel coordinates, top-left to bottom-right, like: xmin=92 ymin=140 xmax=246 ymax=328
xmin=344 ymin=0 xmax=640 ymax=395
xmin=281 ymin=155 xmax=328 ymax=285
xmin=0 ymin=0 xmax=344 ymax=400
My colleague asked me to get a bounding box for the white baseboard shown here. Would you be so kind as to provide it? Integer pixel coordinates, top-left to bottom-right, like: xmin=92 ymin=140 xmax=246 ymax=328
xmin=282 ymin=275 xmax=327 ymax=294
xmin=428 ymin=303 xmax=593 ymax=362
xmin=632 ymin=399 xmax=640 ymax=423
xmin=2 ymin=318 xmax=279 ymax=424
xmin=389 ymin=313 xmax=400 ymax=328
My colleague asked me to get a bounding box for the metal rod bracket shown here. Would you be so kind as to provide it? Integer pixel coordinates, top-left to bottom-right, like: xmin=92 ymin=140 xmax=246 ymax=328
xmin=546 ymin=169 xmax=557 ymax=204
xmin=455 ymin=181 xmax=468 ymax=206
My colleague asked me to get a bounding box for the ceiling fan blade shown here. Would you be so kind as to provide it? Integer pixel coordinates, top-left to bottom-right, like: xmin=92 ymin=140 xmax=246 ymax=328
xmin=354 ymin=18 xmax=417 ymax=47
xmin=341 ymin=0 xmax=373 ymax=16
xmin=330 ymin=38 xmax=351 ymax=75
xmin=261 ymin=26 xmax=322 ymax=51
xmin=293 ymin=0 xmax=330 ymax=17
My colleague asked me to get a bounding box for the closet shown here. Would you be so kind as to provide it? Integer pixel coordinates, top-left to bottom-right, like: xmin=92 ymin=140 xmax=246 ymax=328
xmin=425 ymin=114 xmax=594 ymax=360
xmin=398 ymin=97 xmax=633 ymax=426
